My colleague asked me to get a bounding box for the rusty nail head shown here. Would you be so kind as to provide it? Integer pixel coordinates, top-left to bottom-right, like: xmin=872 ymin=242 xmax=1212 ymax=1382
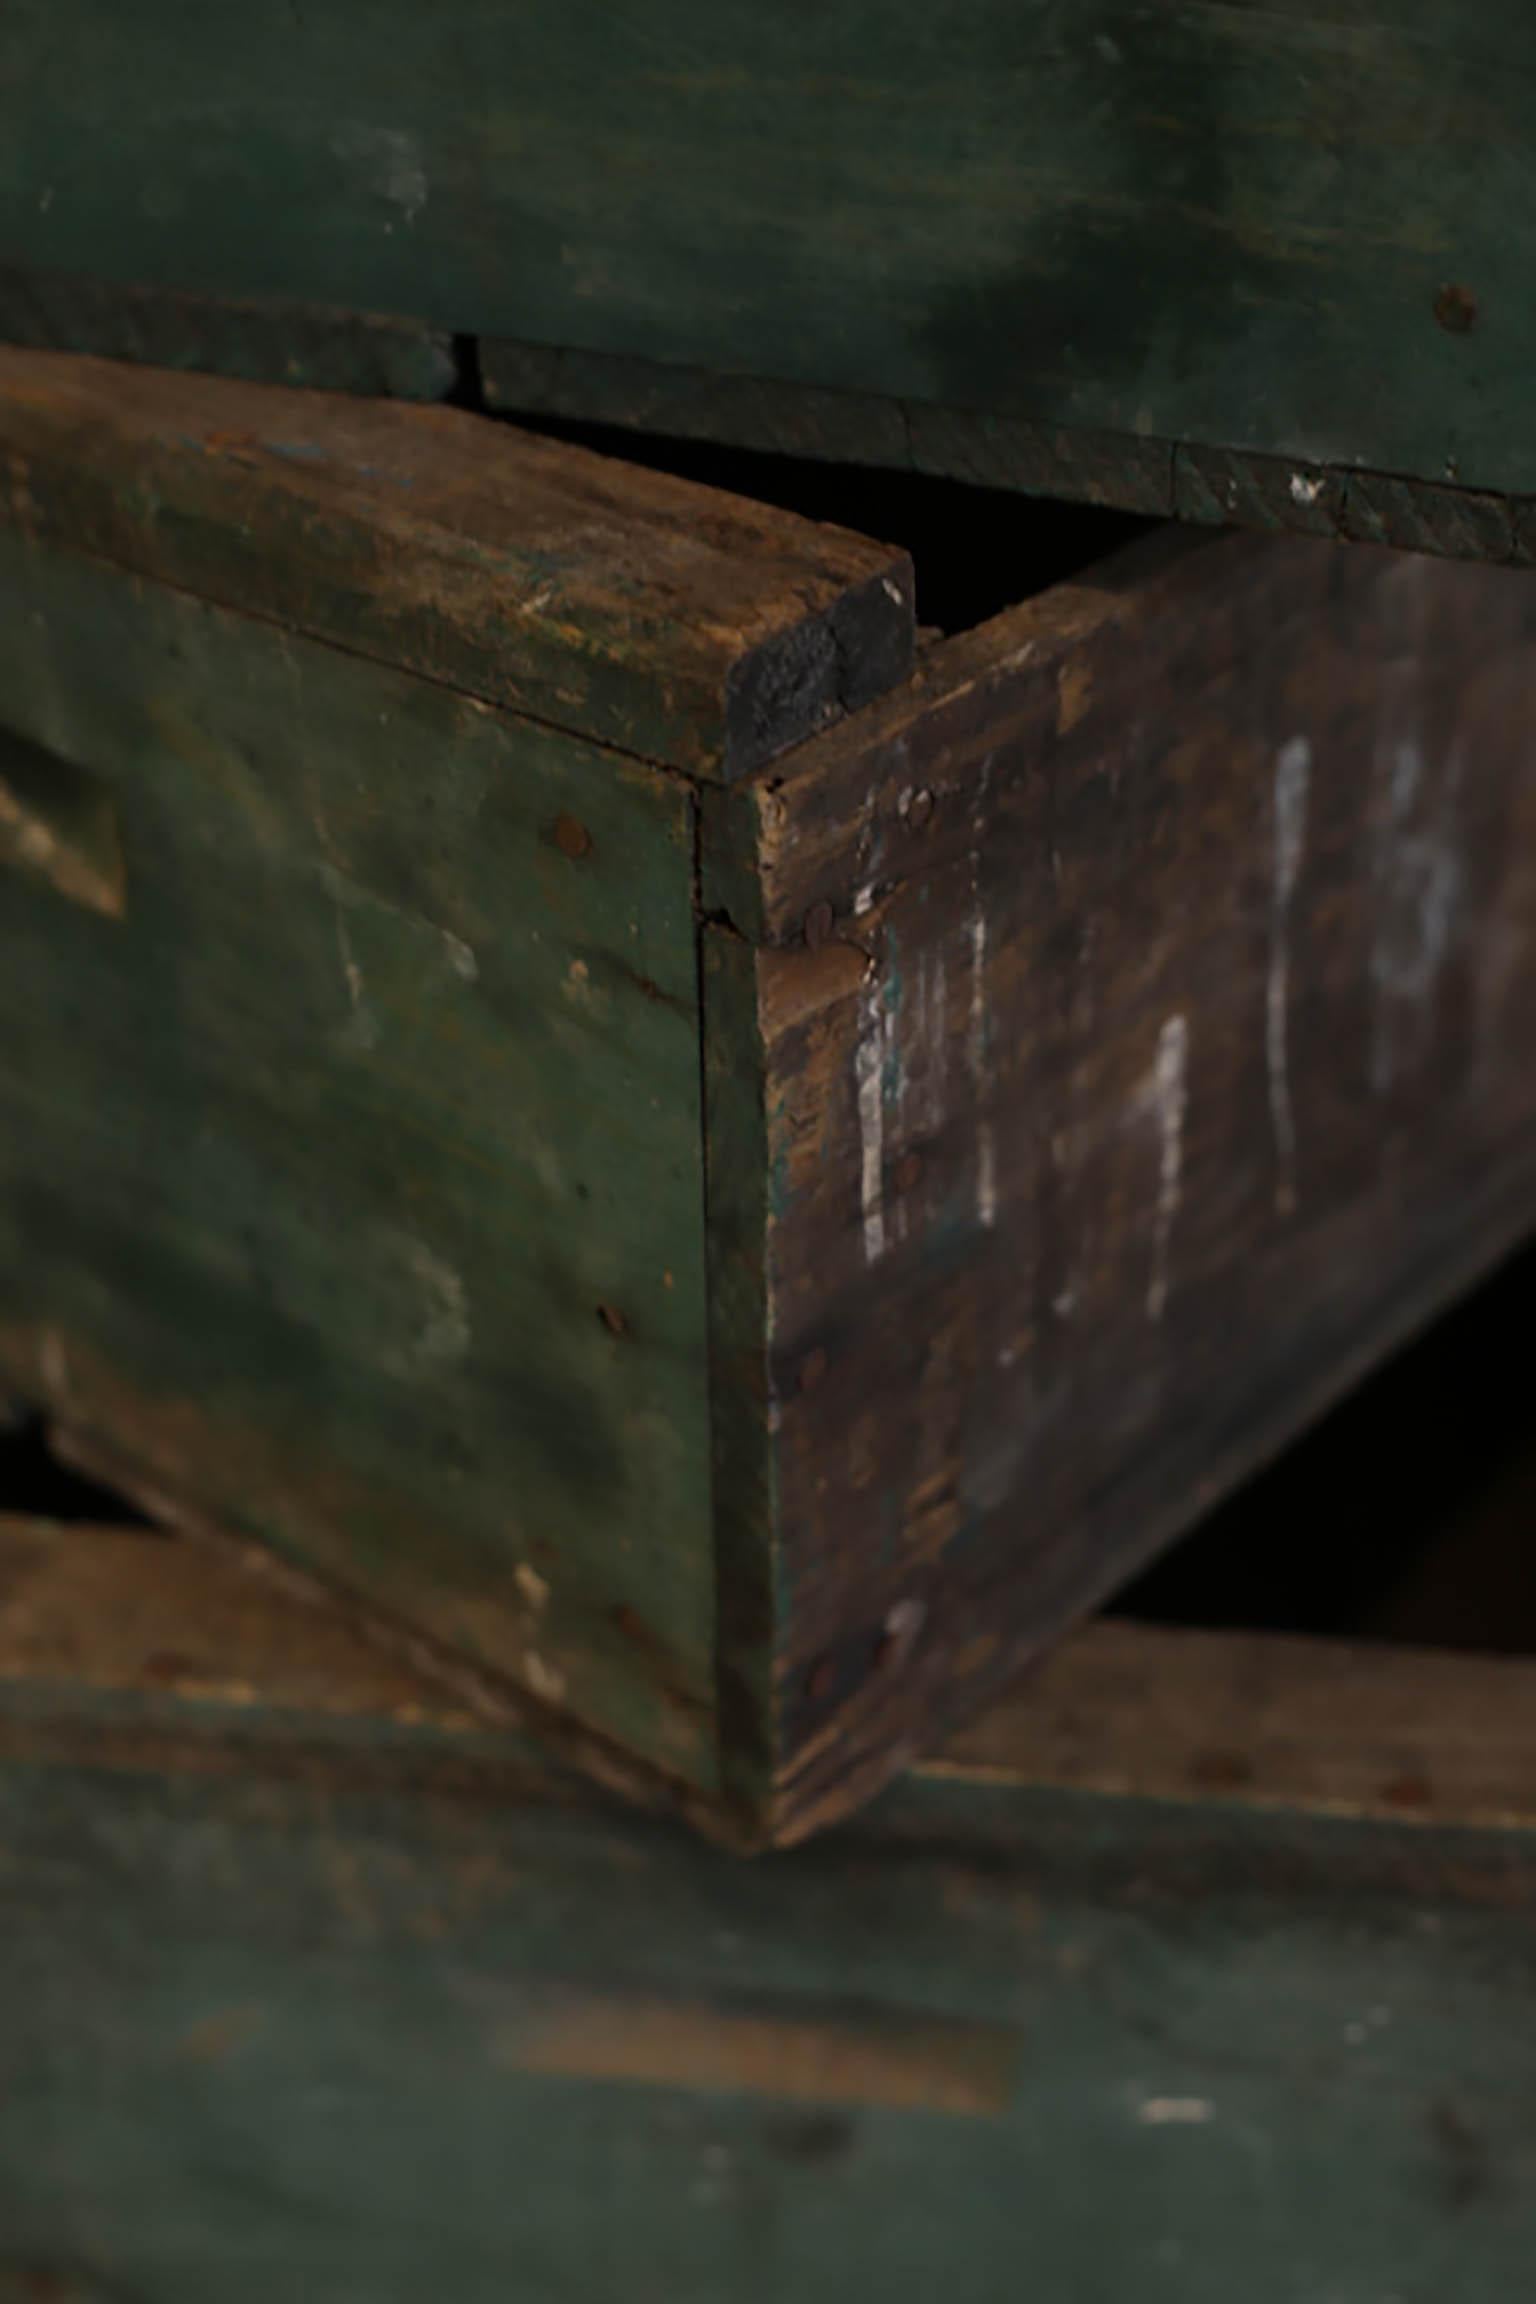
xmin=803 ymin=899 xmax=836 ymax=950
xmin=806 ymin=1655 xmax=836 ymax=1704
xmin=554 ymin=812 xmax=593 ymax=858
xmin=1434 ymin=282 xmax=1478 ymax=335
xmin=894 ymin=1149 xmax=924 ymax=1194
xmin=906 ymin=787 xmax=936 ymax=831
xmin=799 ymin=1345 xmax=830 ymax=1394
xmin=596 ymin=1302 xmax=628 ymax=1337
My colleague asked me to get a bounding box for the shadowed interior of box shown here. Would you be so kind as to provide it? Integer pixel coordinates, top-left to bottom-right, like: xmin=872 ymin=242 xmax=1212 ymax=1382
xmin=504 ymin=413 xmax=1155 ymax=639
xmin=6 ymin=1234 xmax=1534 ymax=1664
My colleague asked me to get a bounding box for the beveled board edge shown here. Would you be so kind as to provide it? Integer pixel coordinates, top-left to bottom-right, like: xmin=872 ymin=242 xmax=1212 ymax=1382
xmin=0 ymin=345 xmax=913 ymax=780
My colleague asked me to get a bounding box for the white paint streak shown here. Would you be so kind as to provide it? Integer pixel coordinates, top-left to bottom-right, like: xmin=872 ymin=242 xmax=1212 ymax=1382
xmin=442 ymin=931 xmax=479 ymax=982
xmin=1146 ymin=1014 xmax=1189 ymax=1322
xmin=1370 ymin=736 xmax=1462 ymax=1091
xmin=969 ymin=908 xmax=997 ymax=1227
xmin=1139 ymin=2097 xmax=1215 ymax=2127
xmin=1289 ymin=472 xmax=1325 ymax=508
xmin=400 ymin=1239 xmax=471 ymax=1365
xmin=855 ymin=979 xmax=887 ymax=1264
xmin=1267 ymin=736 xmax=1310 ymax=1214
xmin=332 ymin=903 xmax=381 ymax=1052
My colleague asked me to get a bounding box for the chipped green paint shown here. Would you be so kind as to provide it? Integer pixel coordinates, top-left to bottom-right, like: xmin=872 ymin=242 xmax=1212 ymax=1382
xmin=0 ymin=526 xmax=718 ymax=1790
xmin=2 ymin=1647 xmax=1535 ymax=2302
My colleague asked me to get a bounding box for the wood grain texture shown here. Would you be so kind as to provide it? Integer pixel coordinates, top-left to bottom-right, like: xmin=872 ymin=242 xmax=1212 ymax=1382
xmin=701 ymin=528 xmax=1536 ymax=1836
xmin=0 ymin=348 xmax=913 ymax=778
xmin=2 ymin=1519 xmax=1535 ymax=2304
xmin=6 ymin=2 xmax=1536 ymax=536
xmin=0 ymin=525 xmax=721 ymax=1795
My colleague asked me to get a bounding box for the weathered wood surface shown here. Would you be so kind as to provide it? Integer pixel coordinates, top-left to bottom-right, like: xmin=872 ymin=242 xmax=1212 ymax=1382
xmin=0 ymin=264 xmax=458 ymax=400
xmin=0 ymin=525 xmax=722 ymax=1800
xmin=3 ymin=1517 xmax=1536 ymax=2304
xmin=702 ymin=528 xmax=1536 ymax=1834
xmin=6 ymin=3 xmax=1536 ymax=546
xmin=0 ymin=349 xmax=913 ymax=778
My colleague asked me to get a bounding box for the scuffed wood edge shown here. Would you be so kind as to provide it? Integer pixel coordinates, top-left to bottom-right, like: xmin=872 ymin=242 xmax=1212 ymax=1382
xmin=485 ymin=336 xmax=1536 ymax=570
xmin=37 ymin=1423 xmax=756 ymax=1847
xmin=699 ymin=921 xmax=781 ymax=1832
xmin=0 ymin=345 xmax=914 ymax=782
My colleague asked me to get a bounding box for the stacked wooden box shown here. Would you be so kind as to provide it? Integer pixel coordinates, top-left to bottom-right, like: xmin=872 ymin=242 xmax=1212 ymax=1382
xmin=3 ymin=12 xmax=1536 ymax=2287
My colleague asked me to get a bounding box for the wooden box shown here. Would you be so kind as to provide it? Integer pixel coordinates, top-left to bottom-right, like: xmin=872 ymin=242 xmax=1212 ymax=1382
xmin=5 ymin=347 xmax=1536 ymax=1843
xmin=3 ymin=1498 xmax=1535 ymax=2300
xmin=3 ymin=4 xmax=1535 ymax=561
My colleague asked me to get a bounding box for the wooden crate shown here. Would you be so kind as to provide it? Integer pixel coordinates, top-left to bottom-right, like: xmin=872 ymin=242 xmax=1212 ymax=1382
xmin=2 ymin=1506 xmax=1534 ymax=2301
xmin=3 ymin=5 xmax=1535 ymax=559
xmin=5 ymin=346 xmax=1536 ymax=1841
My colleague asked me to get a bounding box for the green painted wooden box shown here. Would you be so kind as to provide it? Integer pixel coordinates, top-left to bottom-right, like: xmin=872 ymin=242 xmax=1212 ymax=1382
xmin=5 ymin=346 xmax=1536 ymax=1842
xmin=3 ymin=1506 xmax=1535 ymax=2302
xmin=3 ymin=2 xmax=1536 ymax=562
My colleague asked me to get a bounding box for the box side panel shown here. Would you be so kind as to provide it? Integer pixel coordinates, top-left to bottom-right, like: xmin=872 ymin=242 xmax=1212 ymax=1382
xmin=5 ymin=1 xmax=1536 ymax=528
xmin=738 ymin=532 xmax=1536 ymax=1833
xmin=0 ymin=529 xmax=719 ymax=1794
xmin=0 ymin=1561 xmax=1533 ymax=2304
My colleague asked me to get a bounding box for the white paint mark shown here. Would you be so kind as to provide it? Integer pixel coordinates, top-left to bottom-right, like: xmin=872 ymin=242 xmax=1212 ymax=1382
xmin=1139 ymin=2097 xmax=1215 ymax=2127
xmin=523 ymin=1651 xmax=567 ymax=1704
xmin=1370 ymin=735 xmax=1462 ymax=1090
xmin=399 ymin=1239 xmax=471 ymax=1365
xmin=515 ymin=1562 xmax=550 ymax=1611
xmin=881 ymin=576 xmax=906 ymax=607
xmin=335 ymin=124 xmax=428 ymax=222
xmin=442 ymin=930 xmax=479 ymax=982
xmin=855 ymin=979 xmax=887 ymax=1264
xmin=1289 ymin=472 xmax=1325 ymax=509
xmin=330 ymin=901 xmax=381 ymax=1051
xmin=1267 ymin=736 xmax=1311 ymax=1214
xmin=852 ymin=883 xmax=877 ymax=917
xmin=1147 ymin=1014 xmax=1189 ymax=1322
xmin=969 ymin=909 xmax=997 ymax=1227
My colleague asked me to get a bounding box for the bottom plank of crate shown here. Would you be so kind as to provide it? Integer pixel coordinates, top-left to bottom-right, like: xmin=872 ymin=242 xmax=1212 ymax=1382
xmin=1 ymin=1514 xmax=1533 ymax=2304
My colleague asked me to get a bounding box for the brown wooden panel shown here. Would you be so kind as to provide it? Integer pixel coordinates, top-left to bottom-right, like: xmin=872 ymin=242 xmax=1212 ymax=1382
xmin=702 ymin=530 xmax=1536 ymax=1836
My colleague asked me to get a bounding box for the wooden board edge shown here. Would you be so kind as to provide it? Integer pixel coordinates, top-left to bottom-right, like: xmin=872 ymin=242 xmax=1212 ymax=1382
xmin=0 ymin=262 xmax=459 ymax=401
xmin=698 ymin=920 xmax=781 ymax=1834
xmin=484 ymin=335 xmax=1536 ymax=571
xmin=0 ymin=345 xmax=914 ymax=782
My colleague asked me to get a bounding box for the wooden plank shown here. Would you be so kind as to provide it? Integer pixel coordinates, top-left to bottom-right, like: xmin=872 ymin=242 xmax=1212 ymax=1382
xmin=700 ymin=527 xmax=1536 ymax=1836
xmin=6 ymin=3 xmax=1536 ymax=538
xmin=2 ymin=1520 xmax=1535 ymax=2303
xmin=0 ymin=348 xmax=913 ymax=779
xmin=0 ymin=264 xmax=457 ymax=400
xmin=0 ymin=528 xmax=722 ymax=1799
